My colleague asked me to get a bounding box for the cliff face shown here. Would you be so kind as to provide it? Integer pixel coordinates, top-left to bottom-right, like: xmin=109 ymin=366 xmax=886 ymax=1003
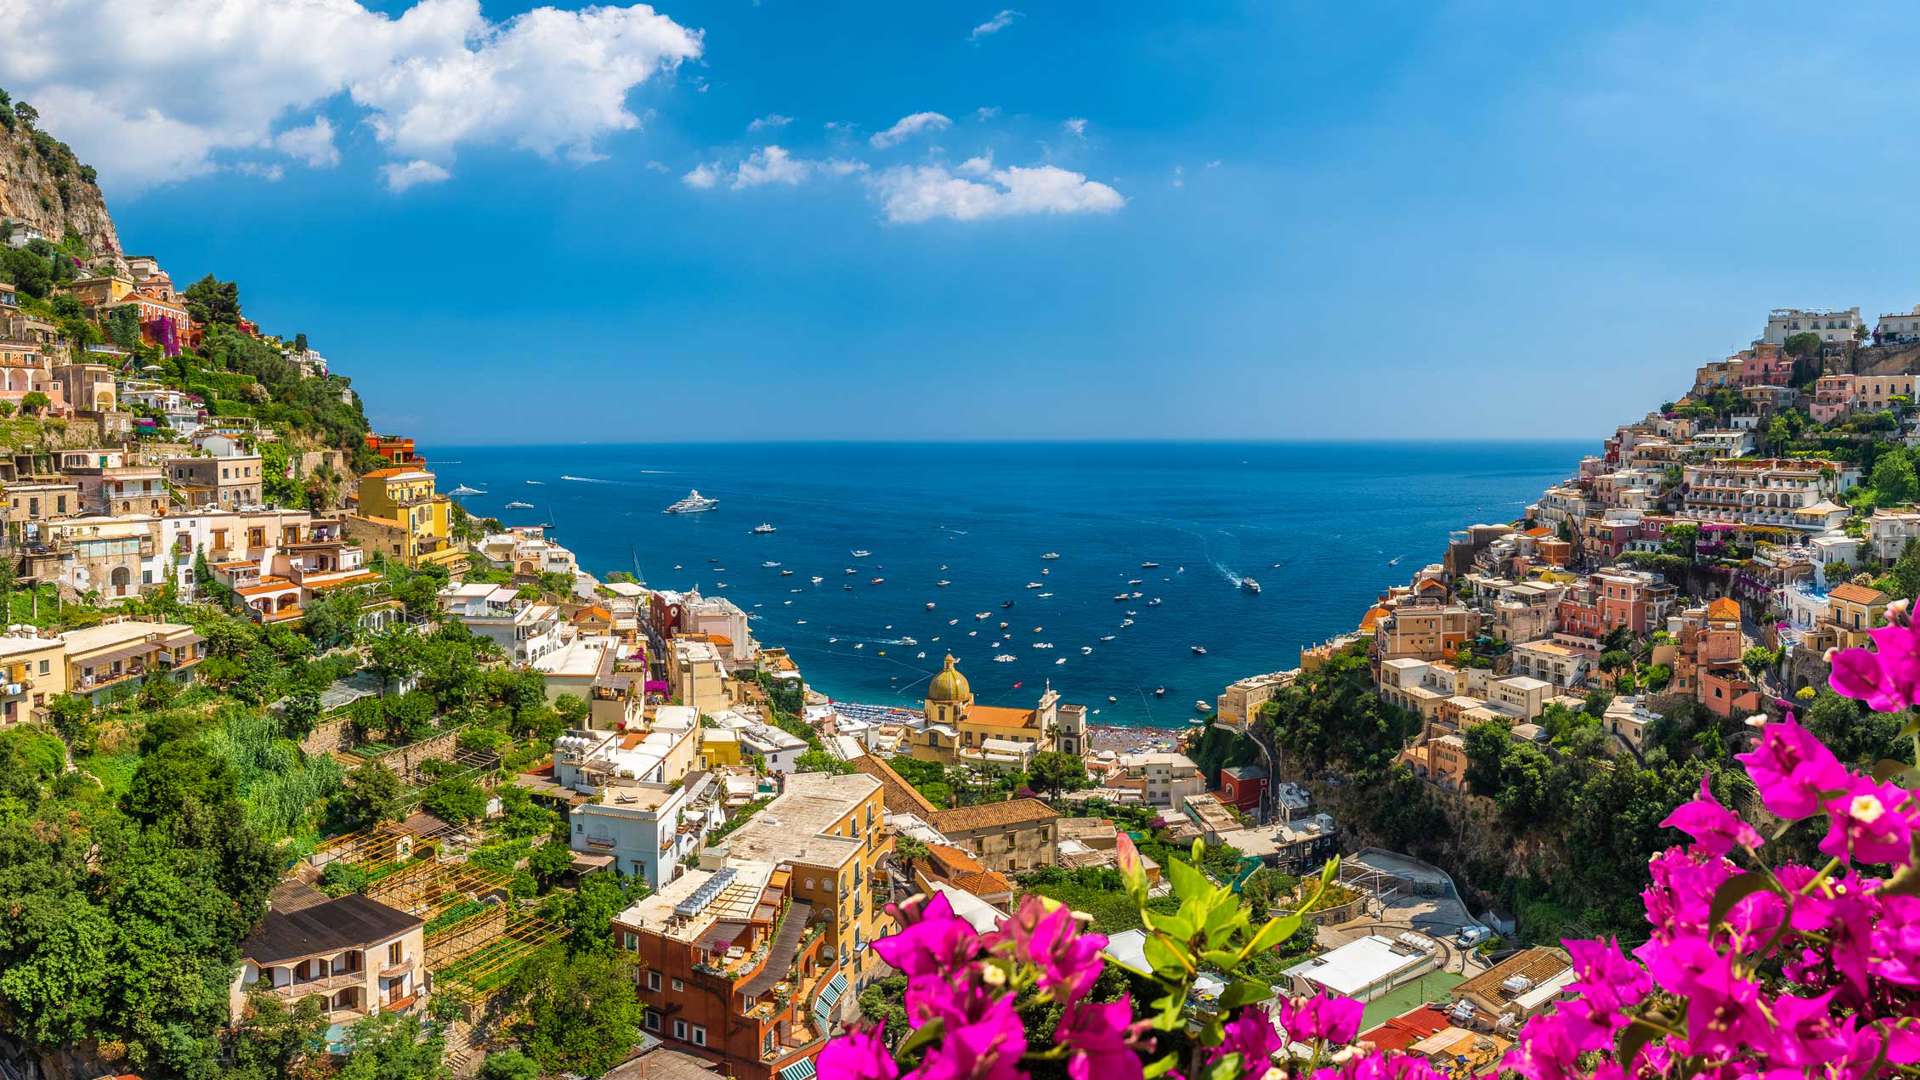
xmin=0 ymin=120 xmax=120 ymax=256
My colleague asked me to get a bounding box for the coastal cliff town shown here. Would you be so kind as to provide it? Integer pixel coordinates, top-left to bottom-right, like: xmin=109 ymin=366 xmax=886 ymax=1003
xmin=3 ymin=109 xmax=1919 ymax=1080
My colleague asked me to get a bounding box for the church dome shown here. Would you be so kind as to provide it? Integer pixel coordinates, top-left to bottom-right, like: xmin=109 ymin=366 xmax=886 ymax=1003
xmin=927 ymin=653 xmax=971 ymax=702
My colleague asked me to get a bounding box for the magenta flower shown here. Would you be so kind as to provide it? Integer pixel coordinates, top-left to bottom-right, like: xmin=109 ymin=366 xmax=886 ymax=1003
xmin=1659 ymin=774 xmax=1763 ymax=856
xmin=1679 ymin=951 xmax=1763 ymax=1057
xmin=873 ymin=891 xmax=981 ymax=980
xmin=911 ymin=991 xmax=1029 ymax=1080
xmin=986 ymin=895 xmax=1107 ymax=1002
xmin=1828 ymin=621 xmax=1920 ymax=710
xmin=1277 ymin=992 xmax=1364 ymax=1046
xmin=1060 ymin=996 xmax=1144 ymax=1080
xmin=1557 ymin=938 xmax=1649 ymax=1043
xmin=1820 ymin=776 xmax=1917 ymax=867
xmin=1207 ymin=1007 xmax=1284 ymax=1078
xmin=1734 ymin=715 xmax=1848 ymax=820
xmin=1759 ymin=990 xmax=1846 ymax=1068
xmin=815 ymin=1024 xmax=901 ymax=1080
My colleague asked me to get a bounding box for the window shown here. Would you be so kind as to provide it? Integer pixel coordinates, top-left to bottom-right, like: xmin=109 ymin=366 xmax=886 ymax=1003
xmin=692 ymin=1025 xmax=707 ymax=1047
xmin=647 ymin=970 xmax=661 ymax=991
xmin=645 ymin=1012 xmax=661 ymax=1032
xmin=624 ymin=932 xmax=638 ymax=951
xmin=673 ymin=1020 xmax=688 ymax=1040
xmin=388 ymin=941 xmax=403 ymax=966
xmin=671 ymin=978 xmax=684 ymax=992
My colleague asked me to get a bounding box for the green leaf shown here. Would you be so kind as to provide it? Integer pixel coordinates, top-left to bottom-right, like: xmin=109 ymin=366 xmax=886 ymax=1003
xmin=1192 ymin=837 xmax=1205 ymax=863
xmin=1143 ymin=909 xmax=1195 ymax=942
xmin=1615 ymin=1016 xmax=1673 ymax=1067
xmin=1205 ymin=1055 xmax=1244 ymax=1080
xmin=1167 ymin=858 xmax=1210 ymax=904
xmin=1143 ymin=1053 xmax=1181 ymax=1079
xmin=1707 ymin=873 xmax=1780 ymax=929
xmin=1143 ymin=932 xmax=1194 ymax=979
xmin=1243 ymin=914 xmax=1302 ymax=957
xmin=897 ymin=1015 xmax=946 ymax=1057
xmin=1200 ymin=948 xmax=1242 ymax=970
xmin=1202 ymin=900 xmax=1248 ymax=949
xmin=1870 ymin=758 xmax=1914 ymax=782
xmin=1215 ymin=978 xmax=1273 ymax=1009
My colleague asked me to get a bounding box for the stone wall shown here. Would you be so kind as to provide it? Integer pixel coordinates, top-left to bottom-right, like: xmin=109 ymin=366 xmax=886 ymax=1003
xmin=300 ymin=714 xmax=356 ymax=756
xmin=368 ymin=727 xmax=465 ymax=785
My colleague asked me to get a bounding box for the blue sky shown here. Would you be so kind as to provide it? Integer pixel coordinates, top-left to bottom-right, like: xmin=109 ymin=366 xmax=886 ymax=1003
xmin=9 ymin=1 xmax=1920 ymax=444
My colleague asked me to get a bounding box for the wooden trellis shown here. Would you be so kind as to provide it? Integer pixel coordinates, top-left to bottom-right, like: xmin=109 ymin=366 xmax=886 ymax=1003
xmin=366 ymin=859 xmax=513 ymax=924
xmin=432 ymin=913 xmax=569 ymax=1003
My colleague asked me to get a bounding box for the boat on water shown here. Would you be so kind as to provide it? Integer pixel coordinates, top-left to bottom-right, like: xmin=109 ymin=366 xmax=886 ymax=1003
xmin=1191 ymin=644 xmax=1208 ymax=655
xmin=1113 ymin=593 xmax=1129 ymax=602
xmin=449 ymin=483 xmax=485 ymax=497
xmin=1042 ymin=552 xmax=1060 ymax=560
xmin=1032 ymin=642 xmax=1053 ymax=650
xmin=995 ymin=654 xmax=1016 ymax=662
xmin=975 ymin=612 xmax=990 ymax=620
xmin=1025 ymin=582 xmax=1044 ymax=589
xmin=1128 ymin=579 xmax=1144 ymax=586
xmin=762 ymin=561 xmax=781 ymax=568
xmin=780 ymin=569 xmax=794 ymax=577
xmin=1100 ymin=635 xmax=1115 ymax=642
xmin=845 ymin=567 xmax=857 ymax=575
xmin=1147 ymin=597 xmax=1163 ymax=607
xmin=1107 ymin=695 xmax=1118 ymax=703
xmin=1154 ymin=686 xmax=1167 ymax=697
xmin=504 ymin=500 xmax=534 ymax=510
xmin=1002 ymin=600 xmax=1015 ymax=609
xmin=1121 ymin=618 xmax=1135 ymax=627
xmin=1037 ymin=591 xmax=1054 ymax=598
xmin=715 ymin=582 xmax=729 ymax=589
xmin=917 ymin=651 xmax=927 ymax=659
xmin=1081 ymin=646 xmax=1093 ymax=655
xmin=752 ymin=523 xmax=777 ymax=534
xmin=1240 ymin=577 xmax=1262 ymax=593
xmin=664 ymin=489 xmax=719 ymax=514
xmin=1056 ymin=658 xmax=1067 ymax=665
xmin=870 ymin=577 xmax=886 ymax=585
xmin=925 ymin=602 xmax=937 ymax=610
xmin=843 ymin=583 xmax=854 ymax=590
xmin=1140 ymin=561 xmax=1160 ymax=569
xmin=851 ymin=549 xmax=872 ymax=558
xmin=1195 ymin=700 xmax=1212 ymax=712
xmin=1188 ymin=716 xmax=1209 ymax=727
xmin=937 ymin=579 xmax=951 ymax=587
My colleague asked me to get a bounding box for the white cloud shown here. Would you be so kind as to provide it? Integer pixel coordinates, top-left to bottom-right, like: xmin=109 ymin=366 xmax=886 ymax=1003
xmin=644 ymin=159 xmax=670 ymax=173
xmin=731 ymin=145 xmax=809 ymax=189
xmin=1170 ymin=164 xmax=1185 ymax=188
xmin=682 ymin=162 xmax=721 ymax=189
xmin=823 ymin=159 xmax=869 ymax=177
xmin=969 ymin=9 xmax=1020 ymax=40
xmin=957 ymin=152 xmax=994 ymax=176
xmin=868 ymin=162 xmax=1124 ymax=224
xmin=0 ymin=0 xmax=702 ymax=191
xmin=974 ymin=106 xmax=1001 ymax=122
xmin=1063 ymin=117 xmax=1088 ymax=137
xmin=748 ymin=113 xmax=792 ymax=132
xmin=273 ymin=117 xmax=340 ymax=169
xmin=870 ymin=111 xmax=952 ymax=149
xmin=381 ymin=159 xmax=451 ymax=192
xmin=235 ymin=161 xmax=286 ymax=182
xmin=1206 ymin=159 xmax=1222 ymax=169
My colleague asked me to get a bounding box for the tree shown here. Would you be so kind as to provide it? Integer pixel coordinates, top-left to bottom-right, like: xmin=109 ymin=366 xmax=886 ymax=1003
xmin=1872 ymin=449 xmax=1918 ymax=506
xmin=477 ymin=1050 xmax=539 ymax=1080
xmin=528 ymin=841 xmax=574 ymax=890
xmin=183 ymin=274 xmax=242 ymax=327
xmin=1462 ymin=720 xmax=1511 ymax=795
xmin=20 ymin=391 xmax=49 ymax=416
xmin=336 ymin=1012 xmax=447 ymax=1080
xmin=1782 ymin=331 xmax=1824 ymax=360
xmin=220 ymin=991 xmax=328 ymax=1080
xmin=418 ymin=776 xmax=487 ymax=825
xmin=544 ymin=871 xmax=648 ymax=953
xmin=333 ymin=762 xmax=405 ymax=831
xmin=507 ymin=950 xmax=644 ymax=1077
xmin=795 ymin=748 xmax=853 ymax=775
xmin=1026 ymin=750 xmax=1089 ymax=797
xmin=44 ymin=693 xmax=94 ymax=750
xmin=280 ymin=689 xmax=323 ymax=740
xmin=1742 ymin=645 xmax=1779 ymax=677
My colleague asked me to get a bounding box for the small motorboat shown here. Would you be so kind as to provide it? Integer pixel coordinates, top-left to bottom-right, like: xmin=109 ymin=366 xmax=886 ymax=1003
xmin=1042 ymin=552 xmax=1060 ymax=560
xmin=870 ymin=577 xmax=886 ymax=585
xmin=854 ymin=642 xmax=864 ymax=649
xmin=917 ymin=651 xmax=927 ymax=659
xmin=845 ymin=567 xmax=857 ymax=575
xmin=811 ymin=575 xmax=824 ymax=584
xmin=1154 ymin=686 xmax=1167 ymax=697
xmin=1113 ymin=594 xmax=1129 ymax=602
xmin=1100 ymin=635 xmax=1115 ymax=642
xmin=1191 ymin=645 xmax=1208 ymax=655
xmin=843 ymin=584 xmax=854 ymax=591
xmin=504 ymin=500 xmax=534 ymax=509
xmin=1056 ymin=658 xmax=1067 ymax=665
xmin=995 ymin=654 xmax=1016 ymax=663
xmin=1037 ymin=592 xmax=1053 ymax=598
xmin=1026 ymin=581 xmax=1045 ymax=589
xmin=975 ymin=612 xmax=990 ymax=620
xmin=781 ymin=569 xmax=795 ymax=576
xmin=1147 ymin=597 xmax=1162 ymax=606
xmin=1002 ymin=600 xmax=1015 ymax=609
xmin=852 ymin=549 xmax=872 ymax=558
xmin=947 ymin=618 xmax=959 ymax=625
xmin=1128 ymin=579 xmax=1144 ymax=586
xmin=937 ymin=579 xmax=951 ymax=587
xmin=1195 ymin=700 xmax=1212 ymax=712
xmin=1121 ymin=618 xmax=1135 ymax=627
xmin=1032 ymin=642 xmax=1053 ymax=650
xmin=1188 ymin=716 xmax=1209 ymax=727
xmin=1240 ymin=577 xmax=1261 ymax=594
xmin=1081 ymin=646 xmax=1093 ymax=655
xmin=762 ymin=561 xmax=781 ymax=568
xmin=1140 ymin=561 xmax=1160 ymax=569
xmin=752 ymin=523 xmax=777 ymax=534
xmin=926 ymin=602 xmax=937 ymax=610
xmin=1107 ymin=695 xmax=1118 ymax=703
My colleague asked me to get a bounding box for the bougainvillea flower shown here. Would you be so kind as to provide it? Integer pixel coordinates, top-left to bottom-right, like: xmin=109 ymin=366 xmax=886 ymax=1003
xmin=873 ymin=891 xmax=980 ymax=979
xmin=1820 ymin=776 xmax=1917 ymax=868
xmin=1660 ymin=775 xmax=1764 ymax=856
xmin=912 ymin=992 xmax=1029 ymax=1080
xmin=1277 ymin=992 xmax=1364 ymax=1046
xmin=987 ymin=894 xmax=1107 ymax=1002
xmin=1735 ymin=716 xmax=1849 ymax=820
xmin=1207 ymin=1007 xmax=1285 ymax=1078
xmin=1061 ymin=996 xmax=1144 ymax=1080
xmin=1828 ymin=621 xmax=1920 ymax=710
xmin=815 ymin=1024 xmax=901 ymax=1080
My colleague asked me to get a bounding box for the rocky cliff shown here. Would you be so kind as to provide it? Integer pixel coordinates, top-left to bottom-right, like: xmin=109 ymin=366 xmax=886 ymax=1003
xmin=0 ymin=111 xmax=120 ymax=256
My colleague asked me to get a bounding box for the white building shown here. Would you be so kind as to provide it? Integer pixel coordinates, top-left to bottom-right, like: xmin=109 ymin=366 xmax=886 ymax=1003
xmin=1870 ymin=506 xmax=1920 ymax=562
xmin=1508 ymin=640 xmax=1590 ymax=693
xmin=1763 ymin=306 xmax=1861 ymax=346
xmin=475 ymin=527 xmax=579 ymax=579
xmin=710 ymin=708 xmax=807 ymax=774
xmin=1877 ymin=306 xmax=1920 ymax=346
xmin=438 ymin=583 xmax=563 ymax=664
xmin=557 ymin=726 xmax=714 ymax=888
xmin=1109 ymin=751 xmax=1205 ymax=810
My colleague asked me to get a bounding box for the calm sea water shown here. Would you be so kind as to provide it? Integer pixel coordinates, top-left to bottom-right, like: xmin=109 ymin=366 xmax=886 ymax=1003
xmin=430 ymin=442 xmax=1584 ymax=728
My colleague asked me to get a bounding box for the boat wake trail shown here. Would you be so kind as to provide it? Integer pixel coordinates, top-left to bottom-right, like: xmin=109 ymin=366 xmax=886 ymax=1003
xmin=561 ymin=475 xmax=626 ymax=485
xmin=1212 ymin=559 xmax=1242 ymax=586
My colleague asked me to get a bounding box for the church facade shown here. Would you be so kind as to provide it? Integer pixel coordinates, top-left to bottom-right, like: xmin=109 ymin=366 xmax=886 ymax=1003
xmin=908 ymin=654 xmax=1087 ymax=765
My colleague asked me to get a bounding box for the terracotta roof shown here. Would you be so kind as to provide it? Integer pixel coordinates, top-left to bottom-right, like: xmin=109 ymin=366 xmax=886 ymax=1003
xmin=964 ymin=703 xmax=1041 ymax=729
xmin=849 ymin=753 xmax=939 ymax=816
xmin=1828 ymin=583 xmax=1890 ymax=606
xmin=1457 ymin=946 xmax=1571 ymax=1010
xmin=929 ymin=797 xmax=1058 ymax=833
xmin=925 ymin=844 xmax=986 ymax=875
xmin=1362 ymin=1005 xmax=1452 ymax=1052
xmin=1523 ymin=526 xmax=1552 ymax=537
xmin=1706 ymin=596 xmax=1741 ymax=621
xmin=1359 ymin=605 xmax=1391 ymax=631
xmin=361 ymin=466 xmax=427 ymax=479
xmin=951 ymin=870 xmax=1015 ymax=897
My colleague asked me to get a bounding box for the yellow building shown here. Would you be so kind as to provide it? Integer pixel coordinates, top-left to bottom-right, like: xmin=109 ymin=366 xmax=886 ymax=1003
xmin=698 ymin=727 xmax=742 ymax=769
xmin=910 ymin=654 xmax=1071 ymax=765
xmin=0 ymin=632 xmax=66 ymax=726
xmin=345 ymin=467 xmax=467 ymax=573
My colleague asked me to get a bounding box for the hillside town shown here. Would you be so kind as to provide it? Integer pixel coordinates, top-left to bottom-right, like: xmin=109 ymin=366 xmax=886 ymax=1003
xmin=2 ymin=116 xmax=1917 ymax=1080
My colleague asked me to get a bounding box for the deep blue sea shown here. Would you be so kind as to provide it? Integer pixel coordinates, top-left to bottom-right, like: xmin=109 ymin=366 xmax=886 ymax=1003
xmin=429 ymin=442 xmax=1586 ymax=728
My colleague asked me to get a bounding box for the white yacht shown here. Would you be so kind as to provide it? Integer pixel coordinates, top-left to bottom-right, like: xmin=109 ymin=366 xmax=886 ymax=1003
xmin=1042 ymin=552 xmax=1061 ymax=560
xmin=503 ymin=500 xmax=534 ymax=509
xmin=1025 ymin=581 xmax=1045 ymax=589
xmin=811 ymin=575 xmax=824 ymax=584
xmin=851 ymin=549 xmax=872 ymax=558
xmin=664 ymin=490 xmax=719 ymax=514
xmin=1240 ymin=577 xmax=1262 ymax=594
xmin=752 ymin=523 xmax=777 ymax=534
xmin=449 ymin=484 xmax=485 ymax=497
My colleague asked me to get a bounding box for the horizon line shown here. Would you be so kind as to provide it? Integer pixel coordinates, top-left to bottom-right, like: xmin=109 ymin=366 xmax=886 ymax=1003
xmin=412 ymin=434 xmax=1601 ymax=450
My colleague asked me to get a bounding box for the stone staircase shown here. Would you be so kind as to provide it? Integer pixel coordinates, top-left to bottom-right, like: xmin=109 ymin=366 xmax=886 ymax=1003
xmin=443 ymin=1016 xmax=481 ymax=1077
